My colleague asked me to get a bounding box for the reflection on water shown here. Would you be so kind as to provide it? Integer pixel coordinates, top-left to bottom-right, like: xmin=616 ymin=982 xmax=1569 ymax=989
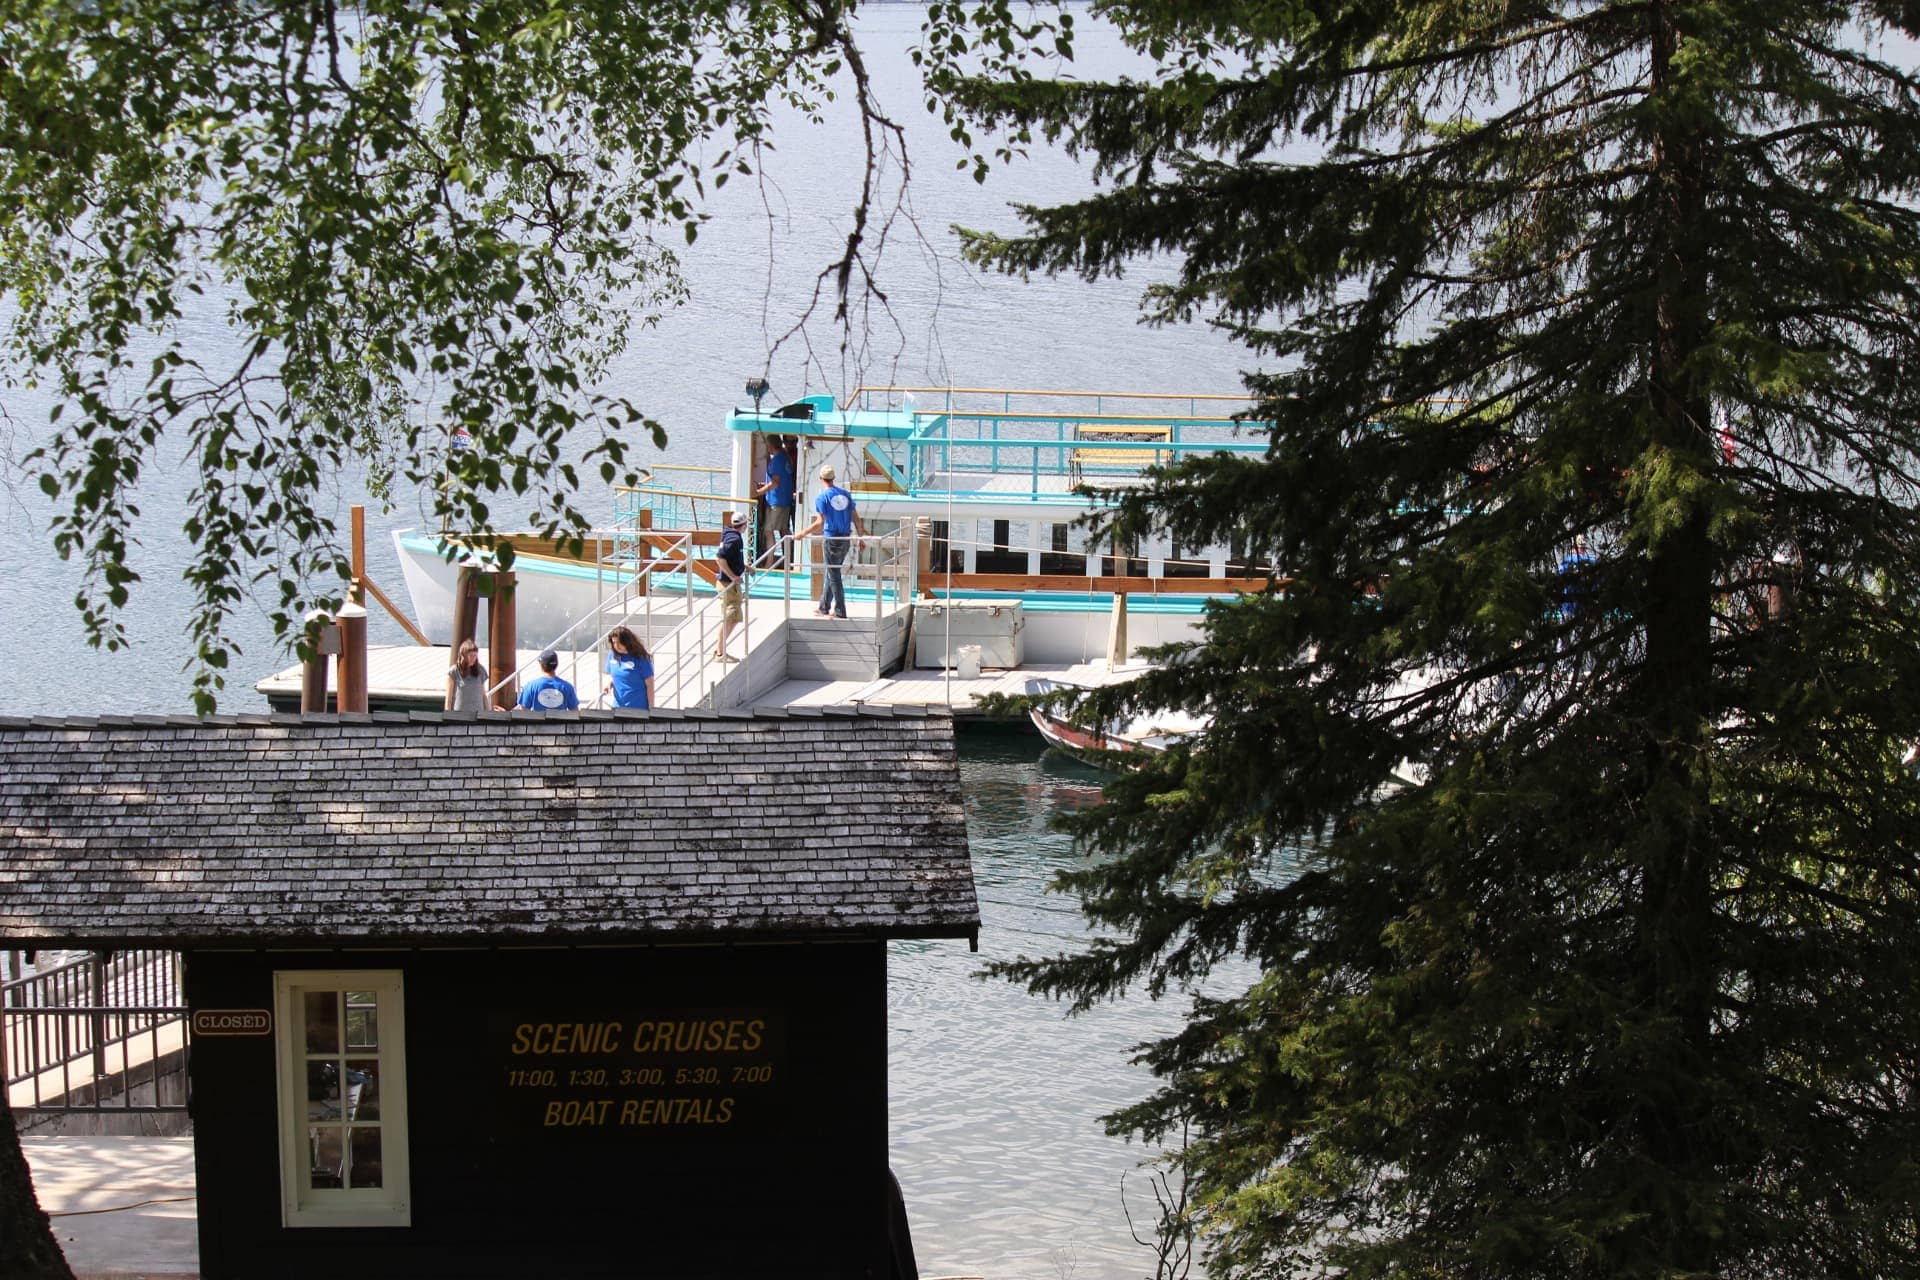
xmin=891 ymin=727 xmax=1205 ymax=1280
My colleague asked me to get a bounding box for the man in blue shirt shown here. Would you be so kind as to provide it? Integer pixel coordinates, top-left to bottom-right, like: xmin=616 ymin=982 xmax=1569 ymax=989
xmin=754 ymin=436 xmax=797 ymax=568
xmin=795 ymin=463 xmax=864 ymax=618
xmin=1556 ymin=534 xmax=1596 ymax=619
xmin=712 ymin=511 xmax=748 ymax=660
xmin=517 ymin=649 xmax=579 ymax=711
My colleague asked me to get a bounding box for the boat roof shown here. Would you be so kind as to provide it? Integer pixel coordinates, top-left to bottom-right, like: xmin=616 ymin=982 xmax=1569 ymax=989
xmin=729 ymin=396 xmax=921 ymax=442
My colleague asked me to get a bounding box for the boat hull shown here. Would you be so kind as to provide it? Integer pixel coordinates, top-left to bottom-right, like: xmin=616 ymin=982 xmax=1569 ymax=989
xmin=395 ymin=530 xmax=1210 ymax=663
xmin=1029 ymin=708 xmax=1168 ymax=764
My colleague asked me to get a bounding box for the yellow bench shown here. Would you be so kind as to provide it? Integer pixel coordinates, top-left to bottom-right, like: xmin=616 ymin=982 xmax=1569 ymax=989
xmin=1069 ymin=425 xmax=1173 ymax=486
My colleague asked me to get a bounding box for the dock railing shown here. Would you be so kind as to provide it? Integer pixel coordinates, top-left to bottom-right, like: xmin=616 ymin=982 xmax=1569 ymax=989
xmin=3 ymin=950 xmax=188 ymax=1114
xmin=489 ymin=532 xmax=697 ymax=704
xmin=783 ymin=526 xmax=915 ymax=623
xmin=646 ymin=525 xmax=915 ymax=709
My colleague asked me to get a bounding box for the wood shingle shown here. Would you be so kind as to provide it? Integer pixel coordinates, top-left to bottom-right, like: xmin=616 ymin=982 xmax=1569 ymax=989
xmin=0 ymin=707 xmax=976 ymax=948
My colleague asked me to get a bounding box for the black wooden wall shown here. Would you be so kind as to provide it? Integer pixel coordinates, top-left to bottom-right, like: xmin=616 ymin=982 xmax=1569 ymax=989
xmin=184 ymin=941 xmax=892 ymax=1279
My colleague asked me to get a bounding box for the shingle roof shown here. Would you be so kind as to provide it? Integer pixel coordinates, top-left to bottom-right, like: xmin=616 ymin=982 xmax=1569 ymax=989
xmin=0 ymin=707 xmax=976 ymax=948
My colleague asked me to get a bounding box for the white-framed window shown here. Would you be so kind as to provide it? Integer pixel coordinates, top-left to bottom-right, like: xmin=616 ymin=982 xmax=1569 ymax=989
xmin=273 ymin=971 xmax=411 ymax=1228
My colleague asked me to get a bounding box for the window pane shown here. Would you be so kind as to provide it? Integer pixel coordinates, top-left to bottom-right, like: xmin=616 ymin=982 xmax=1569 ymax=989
xmin=344 ymin=991 xmax=379 ymax=1050
xmin=305 ymin=1060 xmax=340 ymax=1119
xmin=303 ymin=992 xmax=338 ymax=1053
xmin=349 ymin=1127 xmax=384 ymax=1190
xmin=345 ymin=1059 xmax=379 ymax=1121
xmin=308 ymin=1124 xmax=345 ymax=1189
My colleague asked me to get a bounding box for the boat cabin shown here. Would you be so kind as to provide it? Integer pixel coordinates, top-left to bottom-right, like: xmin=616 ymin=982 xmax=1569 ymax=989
xmin=714 ymin=386 xmax=1275 ymax=581
xmin=0 ymin=707 xmax=975 ymax=1280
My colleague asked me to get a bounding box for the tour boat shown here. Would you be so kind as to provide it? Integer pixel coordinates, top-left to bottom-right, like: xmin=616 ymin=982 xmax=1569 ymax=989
xmin=394 ymin=386 xmax=1277 ymax=670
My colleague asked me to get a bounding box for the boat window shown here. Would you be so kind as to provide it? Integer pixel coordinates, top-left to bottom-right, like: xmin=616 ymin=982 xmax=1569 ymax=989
xmin=976 ymin=519 xmax=1027 ymax=575
xmin=1039 ymin=523 xmax=1084 ymax=577
xmin=274 ymin=971 xmax=411 ymax=1228
xmin=1228 ymin=532 xmax=1276 ymax=578
xmin=927 ymin=520 xmax=959 ymax=575
xmin=1165 ymin=535 xmax=1212 ymax=579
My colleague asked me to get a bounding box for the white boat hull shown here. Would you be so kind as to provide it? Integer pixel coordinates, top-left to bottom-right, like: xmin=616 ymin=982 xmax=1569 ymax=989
xmin=394 ymin=530 xmax=1208 ymax=664
xmin=393 ymin=532 xmax=696 ymax=652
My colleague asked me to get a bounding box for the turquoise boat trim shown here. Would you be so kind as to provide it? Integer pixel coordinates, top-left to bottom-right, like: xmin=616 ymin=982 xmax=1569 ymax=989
xmin=863 ymin=439 xmax=910 ymax=492
xmin=636 ymin=566 xmax=1220 ymax=616
xmin=398 ymin=533 xmax=649 ymax=587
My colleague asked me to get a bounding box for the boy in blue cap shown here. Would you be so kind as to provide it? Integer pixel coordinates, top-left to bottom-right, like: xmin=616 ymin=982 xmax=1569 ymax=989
xmin=517 ymin=649 xmax=580 ymax=710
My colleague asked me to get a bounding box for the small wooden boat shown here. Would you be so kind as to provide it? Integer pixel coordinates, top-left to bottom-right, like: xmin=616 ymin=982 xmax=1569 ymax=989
xmin=1024 ymin=678 xmax=1207 ymax=764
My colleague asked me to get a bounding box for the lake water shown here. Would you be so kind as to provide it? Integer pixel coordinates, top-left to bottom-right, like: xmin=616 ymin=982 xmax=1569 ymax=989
xmin=0 ymin=8 xmax=1246 ymax=1276
xmin=894 ymin=728 xmax=1215 ymax=1279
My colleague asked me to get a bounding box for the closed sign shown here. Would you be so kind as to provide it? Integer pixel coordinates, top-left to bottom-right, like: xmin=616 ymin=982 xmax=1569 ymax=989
xmin=192 ymin=1009 xmax=272 ymax=1036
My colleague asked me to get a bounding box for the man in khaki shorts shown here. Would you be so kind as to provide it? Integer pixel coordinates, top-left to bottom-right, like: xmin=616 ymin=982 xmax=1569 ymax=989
xmin=712 ymin=510 xmax=748 ymax=660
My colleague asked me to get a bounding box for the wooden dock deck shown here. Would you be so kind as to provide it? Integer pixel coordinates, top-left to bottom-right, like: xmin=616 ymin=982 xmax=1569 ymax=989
xmin=256 ymin=644 xmax=1143 ymax=717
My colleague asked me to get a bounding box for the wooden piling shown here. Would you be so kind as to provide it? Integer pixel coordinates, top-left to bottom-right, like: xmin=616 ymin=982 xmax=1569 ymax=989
xmin=337 ymin=603 xmax=369 ymax=713
xmin=486 ymin=570 xmax=519 ymax=709
xmin=453 ymin=563 xmax=483 ymax=655
xmin=349 ymin=506 xmax=368 ymax=607
xmin=301 ymin=612 xmax=338 ymax=713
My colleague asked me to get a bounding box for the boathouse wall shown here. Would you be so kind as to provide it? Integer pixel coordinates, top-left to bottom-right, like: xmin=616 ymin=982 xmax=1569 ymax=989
xmin=185 ymin=941 xmax=889 ymax=1280
xmin=0 ymin=709 xmax=973 ymax=1280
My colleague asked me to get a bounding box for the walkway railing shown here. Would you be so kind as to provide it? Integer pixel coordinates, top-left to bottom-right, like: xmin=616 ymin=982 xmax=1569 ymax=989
xmin=3 ymin=950 xmax=189 ymax=1114
xmin=648 ymin=525 xmax=917 ymax=708
xmin=489 ymin=532 xmax=696 ymax=704
xmin=784 ymin=527 xmax=915 ymax=623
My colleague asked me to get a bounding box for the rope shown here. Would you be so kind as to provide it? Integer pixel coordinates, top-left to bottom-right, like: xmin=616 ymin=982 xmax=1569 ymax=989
xmin=49 ymin=1194 xmax=197 ymax=1218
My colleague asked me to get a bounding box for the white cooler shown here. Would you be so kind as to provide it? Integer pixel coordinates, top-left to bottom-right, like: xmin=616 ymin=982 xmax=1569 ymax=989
xmin=915 ymin=600 xmax=1025 ymax=669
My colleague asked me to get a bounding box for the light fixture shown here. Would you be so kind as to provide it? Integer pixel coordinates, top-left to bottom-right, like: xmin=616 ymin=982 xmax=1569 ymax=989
xmin=744 ymin=377 xmax=771 ymax=412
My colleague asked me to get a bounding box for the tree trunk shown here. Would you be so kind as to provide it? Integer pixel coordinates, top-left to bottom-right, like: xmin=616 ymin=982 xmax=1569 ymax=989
xmin=0 ymin=1102 xmax=76 ymax=1280
xmin=1637 ymin=3 xmax=1720 ymax=1275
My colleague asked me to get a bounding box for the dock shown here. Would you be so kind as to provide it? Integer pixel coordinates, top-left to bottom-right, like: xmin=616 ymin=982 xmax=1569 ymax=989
xmin=256 ymin=643 xmax=1142 ymax=717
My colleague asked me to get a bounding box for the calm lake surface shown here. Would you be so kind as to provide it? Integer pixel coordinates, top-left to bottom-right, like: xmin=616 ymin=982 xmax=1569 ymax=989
xmin=0 ymin=8 xmax=1247 ymax=1276
xmin=893 ymin=728 xmax=1209 ymax=1280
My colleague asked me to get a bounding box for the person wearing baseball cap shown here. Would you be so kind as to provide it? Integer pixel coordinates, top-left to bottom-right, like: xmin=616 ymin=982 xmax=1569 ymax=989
xmin=516 ymin=648 xmax=579 ymax=711
xmin=795 ymin=462 xmax=863 ymax=618
xmin=712 ymin=509 xmax=749 ymax=660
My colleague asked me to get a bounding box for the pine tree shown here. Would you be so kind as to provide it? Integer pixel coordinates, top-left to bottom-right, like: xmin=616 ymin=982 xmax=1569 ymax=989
xmin=955 ymin=4 xmax=1920 ymax=1276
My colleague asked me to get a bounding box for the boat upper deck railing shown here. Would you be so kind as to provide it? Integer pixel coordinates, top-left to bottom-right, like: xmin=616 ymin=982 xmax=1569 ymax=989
xmin=832 ymin=387 xmax=1268 ymax=503
xmin=845 ymin=385 xmax=1258 ymax=419
xmin=613 ymin=464 xmax=738 ymax=537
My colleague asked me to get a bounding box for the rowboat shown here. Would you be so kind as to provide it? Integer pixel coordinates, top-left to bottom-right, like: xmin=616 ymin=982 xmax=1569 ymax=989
xmin=1024 ymin=678 xmax=1208 ymax=764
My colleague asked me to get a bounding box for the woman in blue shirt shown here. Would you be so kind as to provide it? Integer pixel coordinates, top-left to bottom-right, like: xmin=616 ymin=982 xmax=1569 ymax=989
xmin=602 ymin=626 xmax=655 ymax=708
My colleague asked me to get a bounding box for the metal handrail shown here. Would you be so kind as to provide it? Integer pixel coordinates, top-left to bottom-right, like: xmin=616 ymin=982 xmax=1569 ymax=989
xmin=488 ymin=533 xmax=693 ymax=702
xmin=3 ymin=951 xmax=184 ymax=1097
xmin=646 ymin=526 xmax=915 ymax=707
xmin=7 ymin=1006 xmax=190 ymax=1114
xmin=651 ymin=573 xmax=739 ymax=711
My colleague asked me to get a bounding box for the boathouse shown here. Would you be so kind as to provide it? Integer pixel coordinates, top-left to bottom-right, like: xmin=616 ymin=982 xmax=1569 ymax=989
xmin=0 ymin=707 xmax=975 ymax=1280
